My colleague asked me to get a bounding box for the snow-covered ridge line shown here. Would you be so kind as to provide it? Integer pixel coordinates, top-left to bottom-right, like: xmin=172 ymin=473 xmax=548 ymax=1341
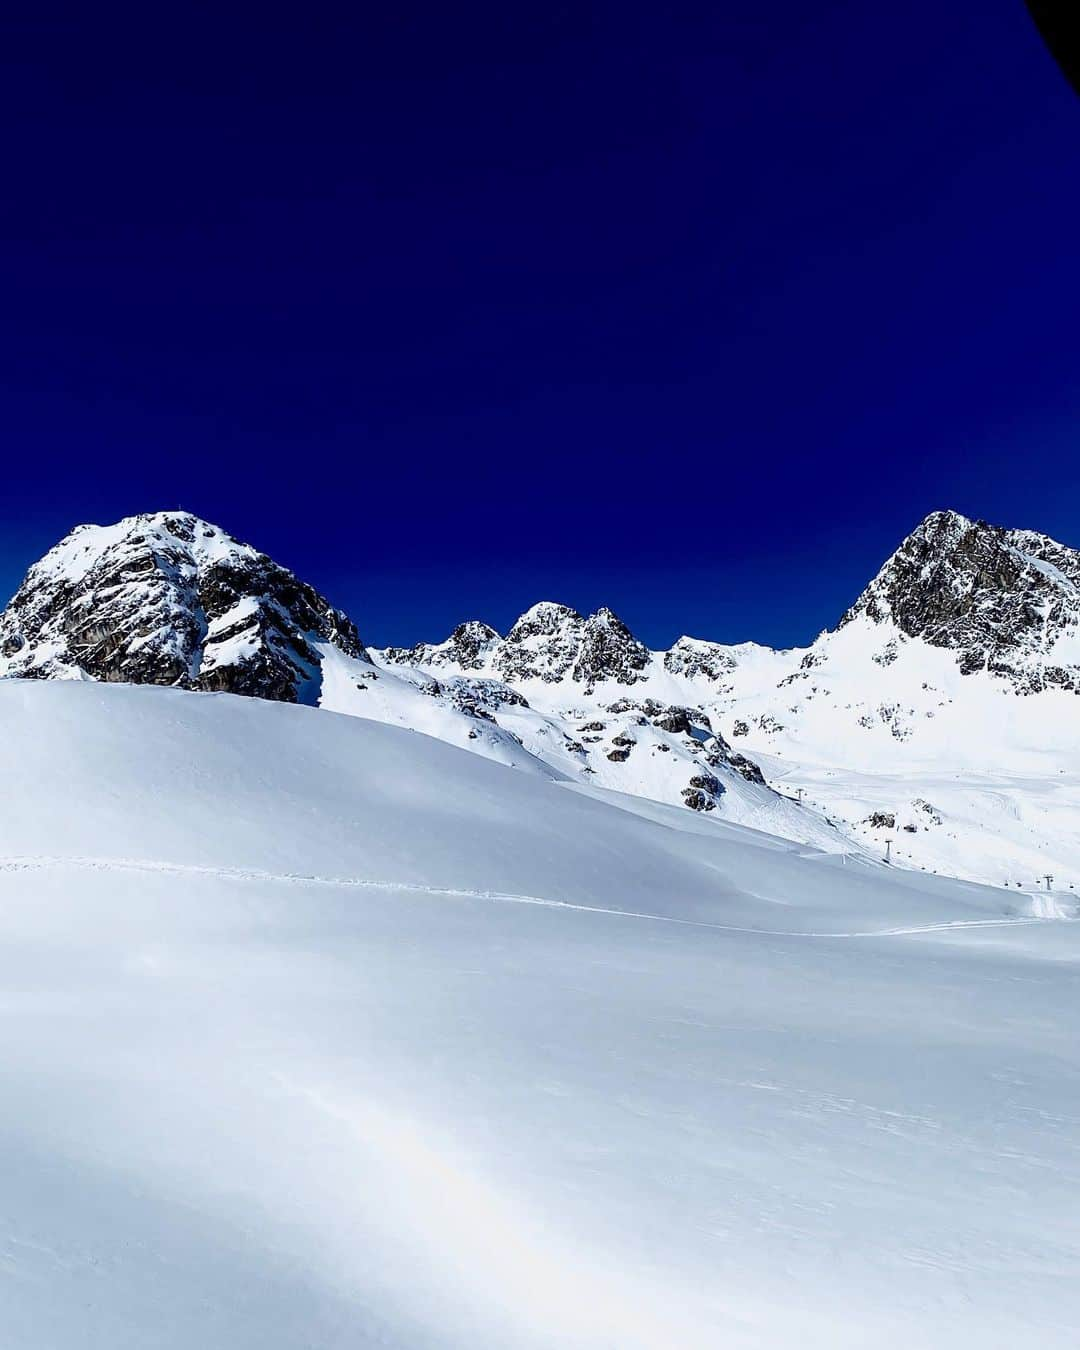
xmin=373 ymin=507 xmax=1080 ymax=887
xmin=4 ymin=506 xmax=1080 ymax=887
xmin=384 ymin=508 xmax=1080 ymax=694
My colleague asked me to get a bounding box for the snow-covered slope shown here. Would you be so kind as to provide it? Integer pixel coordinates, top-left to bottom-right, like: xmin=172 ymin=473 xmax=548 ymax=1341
xmin=0 ymin=512 xmax=834 ymax=849
xmin=708 ymin=511 xmax=1080 ymax=886
xmin=377 ymin=602 xmax=839 ymax=844
xmin=1 ymin=679 xmax=1078 ymax=1348
xmin=5 ymin=506 xmax=1080 ymax=887
xmin=379 ymin=510 xmax=1080 ymax=888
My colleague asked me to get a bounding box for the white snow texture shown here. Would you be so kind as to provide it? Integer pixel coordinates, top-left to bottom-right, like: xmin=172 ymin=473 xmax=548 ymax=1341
xmin=0 ymin=679 xmax=1077 ymax=1348
xmin=2 ymin=506 xmax=1079 ymax=1347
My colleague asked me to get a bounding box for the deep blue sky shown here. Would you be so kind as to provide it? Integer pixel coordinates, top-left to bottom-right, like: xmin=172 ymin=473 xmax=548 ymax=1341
xmin=1 ymin=3 xmax=1078 ymax=648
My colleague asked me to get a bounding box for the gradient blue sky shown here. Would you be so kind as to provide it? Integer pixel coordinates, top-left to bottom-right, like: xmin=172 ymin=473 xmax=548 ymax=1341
xmin=2 ymin=3 xmax=1078 ymax=649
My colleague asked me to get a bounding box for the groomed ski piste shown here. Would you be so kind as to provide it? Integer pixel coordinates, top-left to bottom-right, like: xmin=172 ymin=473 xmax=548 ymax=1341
xmin=1 ymin=679 xmax=1078 ymax=1348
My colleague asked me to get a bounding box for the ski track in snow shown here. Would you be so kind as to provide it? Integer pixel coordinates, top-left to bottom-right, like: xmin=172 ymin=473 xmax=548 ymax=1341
xmin=0 ymin=854 xmax=1054 ymax=940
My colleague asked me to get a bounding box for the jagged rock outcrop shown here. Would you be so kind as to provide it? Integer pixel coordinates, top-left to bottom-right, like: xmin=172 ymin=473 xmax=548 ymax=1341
xmin=386 ymin=601 xmax=652 ymax=687
xmin=682 ymin=772 xmax=724 ymax=812
xmin=571 ymin=607 xmax=650 ymax=686
xmin=840 ymin=509 xmax=1080 ymax=691
xmin=383 ymin=620 xmax=499 ymax=672
xmin=496 ymin=603 xmax=587 ymax=683
xmin=0 ymin=512 xmax=368 ymax=703
xmin=663 ymin=636 xmax=737 ymax=684
xmin=706 ymin=735 xmax=766 ymax=785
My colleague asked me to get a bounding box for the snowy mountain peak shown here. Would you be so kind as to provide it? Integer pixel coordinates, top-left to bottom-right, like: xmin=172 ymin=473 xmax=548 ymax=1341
xmin=573 ymin=606 xmax=650 ymax=686
xmin=491 ymin=601 xmax=649 ymax=686
xmin=839 ymin=509 xmax=1080 ymax=690
xmin=506 ymin=600 xmax=583 ymax=641
xmin=910 ymin=506 xmax=973 ymax=537
xmin=0 ymin=511 xmax=368 ymax=701
xmin=385 ymin=601 xmax=653 ymax=689
xmin=444 ymin=620 xmax=501 ymax=668
xmin=383 ymin=620 xmax=502 ymax=672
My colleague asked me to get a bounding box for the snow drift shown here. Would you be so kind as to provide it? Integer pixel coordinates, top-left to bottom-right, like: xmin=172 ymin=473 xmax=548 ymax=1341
xmin=0 ymin=680 xmax=1077 ymax=1348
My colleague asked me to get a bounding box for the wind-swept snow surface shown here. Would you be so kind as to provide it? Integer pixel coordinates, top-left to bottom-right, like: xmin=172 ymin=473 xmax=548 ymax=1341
xmin=0 ymin=681 xmax=1078 ymax=1348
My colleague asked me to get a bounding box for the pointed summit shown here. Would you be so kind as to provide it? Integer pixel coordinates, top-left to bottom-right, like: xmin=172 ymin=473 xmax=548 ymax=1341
xmin=497 ymin=602 xmax=585 ymax=683
xmin=839 ymin=510 xmax=1080 ymax=687
xmin=0 ymin=511 xmax=368 ymax=702
xmin=574 ymin=607 xmax=649 ymax=686
xmin=381 ymin=619 xmax=500 ymax=671
xmin=383 ymin=601 xmax=651 ymax=687
xmin=505 ymin=601 xmax=584 ymax=644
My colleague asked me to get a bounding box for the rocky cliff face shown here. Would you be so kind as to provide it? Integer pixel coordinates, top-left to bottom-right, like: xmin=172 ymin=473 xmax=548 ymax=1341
xmin=0 ymin=512 xmax=368 ymax=702
xmin=385 ymin=601 xmax=651 ymax=687
xmin=839 ymin=510 xmax=1080 ymax=691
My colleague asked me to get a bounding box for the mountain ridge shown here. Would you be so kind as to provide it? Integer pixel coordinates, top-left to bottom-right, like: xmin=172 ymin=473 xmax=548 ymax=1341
xmin=3 ymin=506 xmax=1080 ymax=886
xmin=383 ymin=507 xmax=1080 ymax=694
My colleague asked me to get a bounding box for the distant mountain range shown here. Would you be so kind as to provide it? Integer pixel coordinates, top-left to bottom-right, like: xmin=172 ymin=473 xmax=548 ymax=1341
xmin=3 ymin=507 xmax=1079 ymax=888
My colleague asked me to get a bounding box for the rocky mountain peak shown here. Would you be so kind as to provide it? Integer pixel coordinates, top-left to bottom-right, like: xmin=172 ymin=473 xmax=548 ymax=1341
xmin=382 ymin=620 xmax=501 ymax=672
xmin=838 ymin=509 xmax=1080 ymax=690
xmin=573 ymin=607 xmax=650 ymax=686
xmin=445 ymin=620 xmax=500 ymax=668
xmin=493 ymin=601 xmax=650 ymax=686
xmin=382 ymin=600 xmax=653 ymax=688
xmin=0 ymin=511 xmax=368 ymax=702
xmin=496 ymin=602 xmax=586 ymax=683
xmin=505 ymin=601 xmax=584 ymax=644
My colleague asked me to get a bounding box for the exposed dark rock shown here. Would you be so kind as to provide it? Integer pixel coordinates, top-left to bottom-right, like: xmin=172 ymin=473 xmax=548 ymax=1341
xmin=703 ymin=731 xmax=766 ymax=785
xmin=382 ymin=619 xmax=500 ymax=672
xmin=392 ymin=600 xmax=655 ymax=689
xmin=682 ymin=772 xmax=724 ymax=812
xmin=0 ymin=512 xmax=367 ymax=704
xmin=658 ymin=708 xmax=692 ymax=734
xmin=839 ymin=510 xmax=1080 ymax=692
xmin=724 ymin=750 xmax=766 ymax=785
xmin=572 ymin=607 xmax=649 ymax=686
xmin=495 ymin=603 xmax=585 ymax=684
xmin=913 ymin=798 xmax=943 ymax=825
xmin=663 ymin=636 xmax=737 ymax=684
